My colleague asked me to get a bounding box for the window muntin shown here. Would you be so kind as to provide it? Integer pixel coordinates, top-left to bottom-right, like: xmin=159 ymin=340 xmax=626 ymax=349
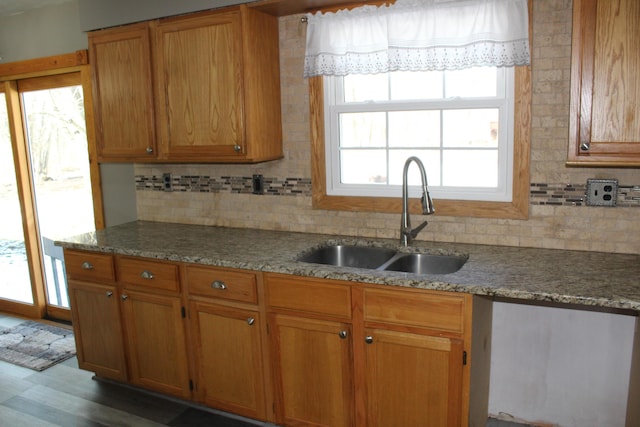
xmin=324 ymin=67 xmax=514 ymax=202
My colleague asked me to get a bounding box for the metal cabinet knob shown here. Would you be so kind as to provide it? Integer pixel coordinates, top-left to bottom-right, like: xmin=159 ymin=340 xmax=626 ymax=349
xmin=140 ymin=270 xmax=154 ymax=280
xmin=365 ymin=336 xmax=374 ymax=344
xmin=106 ymin=291 xmax=113 ymax=298
xmin=121 ymin=294 xmax=128 ymax=301
xmin=211 ymin=280 xmax=227 ymax=290
xmin=233 ymin=144 xmax=242 ymax=152
xmin=81 ymin=261 xmax=94 ymax=270
xmin=247 ymin=317 xmax=255 ymax=326
xmin=146 ymin=147 xmax=154 ymax=154
xmin=339 ymin=330 xmax=348 ymax=339
xmin=580 ymin=141 xmax=590 ymax=151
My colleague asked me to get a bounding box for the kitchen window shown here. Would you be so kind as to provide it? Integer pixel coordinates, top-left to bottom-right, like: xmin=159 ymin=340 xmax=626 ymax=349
xmin=323 ymin=66 xmax=515 ymax=203
xmin=309 ymin=66 xmax=530 ymax=219
xmin=307 ymin=0 xmax=532 ymax=219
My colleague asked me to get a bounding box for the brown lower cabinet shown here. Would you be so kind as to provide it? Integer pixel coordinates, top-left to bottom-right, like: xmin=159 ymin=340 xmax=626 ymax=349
xmin=265 ymin=273 xmax=492 ymax=427
xmin=186 ymin=265 xmax=268 ymax=420
xmin=65 ymin=249 xmax=492 ymax=427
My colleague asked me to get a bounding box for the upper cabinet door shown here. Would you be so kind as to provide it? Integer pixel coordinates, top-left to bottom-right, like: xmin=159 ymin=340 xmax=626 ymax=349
xmin=568 ymin=0 xmax=640 ymax=165
xmin=89 ymin=23 xmax=157 ymax=161
xmin=154 ymin=11 xmax=246 ymax=160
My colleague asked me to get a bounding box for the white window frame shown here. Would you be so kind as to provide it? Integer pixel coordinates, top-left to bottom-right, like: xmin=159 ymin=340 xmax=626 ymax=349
xmin=323 ymin=68 xmax=515 ymax=202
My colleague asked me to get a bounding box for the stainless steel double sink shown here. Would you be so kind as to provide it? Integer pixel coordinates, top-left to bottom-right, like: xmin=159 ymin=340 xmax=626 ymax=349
xmin=297 ymin=244 xmax=467 ymax=275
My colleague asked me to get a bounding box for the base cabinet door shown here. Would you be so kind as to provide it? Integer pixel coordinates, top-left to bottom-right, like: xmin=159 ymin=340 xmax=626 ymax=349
xmin=190 ymin=301 xmax=266 ymax=420
xmin=269 ymin=314 xmax=354 ymax=427
xmin=68 ymin=280 xmax=127 ymax=382
xmin=364 ymin=328 xmax=464 ymax=427
xmin=120 ymin=289 xmax=190 ymax=399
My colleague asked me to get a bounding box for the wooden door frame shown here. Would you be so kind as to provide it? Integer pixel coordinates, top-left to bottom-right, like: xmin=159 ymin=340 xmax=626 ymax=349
xmin=0 ymin=51 xmax=104 ymax=320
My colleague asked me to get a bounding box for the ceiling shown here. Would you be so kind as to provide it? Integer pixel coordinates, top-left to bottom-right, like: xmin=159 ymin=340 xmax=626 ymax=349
xmin=0 ymin=0 xmax=71 ymax=16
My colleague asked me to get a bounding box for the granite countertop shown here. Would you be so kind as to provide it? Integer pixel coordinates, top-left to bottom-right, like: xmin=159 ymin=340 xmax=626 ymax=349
xmin=56 ymin=221 xmax=640 ymax=313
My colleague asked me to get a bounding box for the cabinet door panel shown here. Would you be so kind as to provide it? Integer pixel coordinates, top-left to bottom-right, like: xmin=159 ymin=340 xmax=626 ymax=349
xmin=121 ymin=290 xmax=190 ymax=399
xmin=365 ymin=328 xmax=463 ymax=427
xmin=190 ymin=301 xmax=266 ymax=419
xmin=270 ymin=314 xmax=353 ymax=427
xmin=68 ymin=281 xmax=127 ymax=381
xmin=156 ymin=11 xmax=245 ymax=158
xmin=89 ymin=23 xmax=156 ymax=160
xmin=568 ymin=0 xmax=640 ymax=164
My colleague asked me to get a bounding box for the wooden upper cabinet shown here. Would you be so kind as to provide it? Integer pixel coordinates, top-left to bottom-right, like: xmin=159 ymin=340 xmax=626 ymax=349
xmin=89 ymin=5 xmax=283 ymax=163
xmin=155 ymin=11 xmax=245 ymax=159
xmin=89 ymin=23 xmax=157 ymax=161
xmin=568 ymin=0 xmax=640 ymax=165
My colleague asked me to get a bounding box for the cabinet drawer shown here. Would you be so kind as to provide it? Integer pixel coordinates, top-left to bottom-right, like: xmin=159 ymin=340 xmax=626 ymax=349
xmin=65 ymin=250 xmax=115 ymax=282
xmin=186 ymin=265 xmax=258 ymax=304
xmin=364 ymin=288 xmax=465 ymax=334
xmin=117 ymin=257 xmax=180 ymax=292
xmin=265 ymin=274 xmax=351 ymax=319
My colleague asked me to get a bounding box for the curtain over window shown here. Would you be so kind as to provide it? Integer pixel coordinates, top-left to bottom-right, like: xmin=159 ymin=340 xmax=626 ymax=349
xmin=304 ymin=0 xmax=530 ymax=77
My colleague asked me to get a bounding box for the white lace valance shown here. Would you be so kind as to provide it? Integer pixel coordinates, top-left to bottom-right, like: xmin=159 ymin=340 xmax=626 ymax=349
xmin=304 ymin=0 xmax=531 ymax=77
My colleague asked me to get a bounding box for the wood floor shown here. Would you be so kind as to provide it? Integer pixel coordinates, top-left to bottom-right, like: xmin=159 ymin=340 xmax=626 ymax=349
xmin=0 ymin=313 xmax=527 ymax=427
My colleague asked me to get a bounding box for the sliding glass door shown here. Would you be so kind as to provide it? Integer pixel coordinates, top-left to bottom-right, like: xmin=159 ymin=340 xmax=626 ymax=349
xmin=20 ymin=76 xmax=97 ymax=314
xmin=0 ymin=91 xmax=33 ymax=305
xmin=0 ymin=57 xmax=103 ymax=320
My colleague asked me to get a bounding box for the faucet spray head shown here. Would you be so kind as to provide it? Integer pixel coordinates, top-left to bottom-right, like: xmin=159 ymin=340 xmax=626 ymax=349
xmin=421 ymin=192 xmax=435 ymax=215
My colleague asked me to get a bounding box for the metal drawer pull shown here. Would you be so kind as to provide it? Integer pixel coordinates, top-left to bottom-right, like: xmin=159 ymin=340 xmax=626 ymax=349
xmin=247 ymin=317 xmax=255 ymax=326
xmin=365 ymin=336 xmax=374 ymax=344
xmin=81 ymin=261 xmax=94 ymax=270
xmin=339 ymin=330 xmax=348 ymax=339
xmin=211 ymin=280 xmax=227 ymax=290
xmin=106 ymin=291 xmax=113 ymax=298
xmin=140 ymin=270 xmax=154 ymax=280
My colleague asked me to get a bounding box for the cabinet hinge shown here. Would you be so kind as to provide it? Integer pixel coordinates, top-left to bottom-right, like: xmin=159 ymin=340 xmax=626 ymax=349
xmin=463 ymin=351 xmax=467 ymax=366
xmin=181 ymin=307 xmax=186 ymax=318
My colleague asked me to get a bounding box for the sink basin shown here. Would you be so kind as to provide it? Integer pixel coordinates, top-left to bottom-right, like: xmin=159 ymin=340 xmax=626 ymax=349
xmin=297 ymin=245 xmax=396 ymax=269
xmin=297 ymin=244 xmax=467 ymax=275
xmin=382 ymin=253 xmax=467 ymax=274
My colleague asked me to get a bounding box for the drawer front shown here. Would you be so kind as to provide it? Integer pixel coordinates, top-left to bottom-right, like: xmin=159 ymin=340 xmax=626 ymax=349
xmin=265 ymin=274 xmax=351 ymax=319
xmin=364 ymin=288 xmax=465 ymax=334
xmin=65 ymin=250 xmax=115 ymax=282
xmin=186 ymin=265 xmax=258 ymax=304
xmin=117 ymin=257 xmax=180 ymax=292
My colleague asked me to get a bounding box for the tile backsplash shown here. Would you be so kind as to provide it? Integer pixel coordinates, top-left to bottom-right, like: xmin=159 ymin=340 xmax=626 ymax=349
xmin=136 ymin=1 xmax=640 ymax=255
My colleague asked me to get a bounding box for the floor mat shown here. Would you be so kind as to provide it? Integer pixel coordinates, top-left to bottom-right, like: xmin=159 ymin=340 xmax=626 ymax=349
xmin=0 ymin=320 xmax=75 ymax=371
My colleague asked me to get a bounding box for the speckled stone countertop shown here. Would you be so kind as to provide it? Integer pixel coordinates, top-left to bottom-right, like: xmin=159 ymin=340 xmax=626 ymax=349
xmin=56 ymin=221 xmax=640 ymax=313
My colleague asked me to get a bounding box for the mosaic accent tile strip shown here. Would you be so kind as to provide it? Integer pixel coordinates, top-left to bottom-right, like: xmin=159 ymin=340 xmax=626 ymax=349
xmin=530 ymin=183 xmax=640 ymax=207
xmin=135 ymin=175 xmax=312 ymax=196
xmin=136 ymin=175 xmax=640 ymax=207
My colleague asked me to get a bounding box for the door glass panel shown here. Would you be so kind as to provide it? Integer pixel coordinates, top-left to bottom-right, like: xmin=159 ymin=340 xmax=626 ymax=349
xmin=21 ymin=85 xmax=95 ymax=308
xmin=0 ymin=93 xmax=33 ymax=303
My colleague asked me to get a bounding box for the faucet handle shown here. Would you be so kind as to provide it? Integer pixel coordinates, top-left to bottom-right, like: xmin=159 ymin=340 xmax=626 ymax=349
xmin=411 ymin=220 xmax=429 ymax=238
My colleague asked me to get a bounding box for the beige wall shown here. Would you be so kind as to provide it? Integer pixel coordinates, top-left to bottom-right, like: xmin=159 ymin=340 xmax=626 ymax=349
xmin=136 ymin=0 xmax=640 ymax=255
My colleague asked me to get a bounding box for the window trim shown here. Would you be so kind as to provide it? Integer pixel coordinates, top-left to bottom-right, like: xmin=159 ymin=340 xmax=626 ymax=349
xmin=309 ymin=62 xmax=531 ymax=219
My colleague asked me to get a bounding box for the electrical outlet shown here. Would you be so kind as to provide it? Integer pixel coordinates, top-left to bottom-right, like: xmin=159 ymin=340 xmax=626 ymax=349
xmin=162 ymin=173 xmax=172 ymax=192
xmin=252 ymin=174 xmax=264 ymax=194
xmin=586 ymin=178 xmax=617 ymax=206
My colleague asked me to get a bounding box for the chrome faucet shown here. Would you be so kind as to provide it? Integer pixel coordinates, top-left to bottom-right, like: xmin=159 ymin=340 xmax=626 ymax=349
xmin=400 ymin=156 xmax=435 ymax=246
